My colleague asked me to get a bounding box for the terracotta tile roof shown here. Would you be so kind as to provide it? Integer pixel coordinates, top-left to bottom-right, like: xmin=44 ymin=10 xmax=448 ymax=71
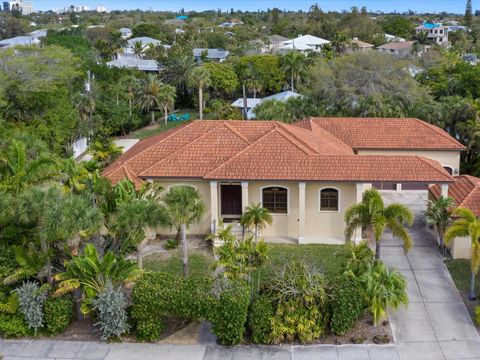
xmin=377 ymin=41 xmax=416 ymax=50
xmin=103 ymin=119 xmax=454 ymax=187
xmin=300 ymin=117 xmax=465 ymax=150
xmin=430 ymin=175 xmax=480 ymax=216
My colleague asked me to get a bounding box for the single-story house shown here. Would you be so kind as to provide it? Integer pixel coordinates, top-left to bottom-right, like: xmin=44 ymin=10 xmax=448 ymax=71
xmin=279 ymin=35 xmax=330 ymax=53
xmin=124 ymin=37 xmax=167 ymax=56
xmin=377 ymin=41 xmax=420 ymax=58
xmin=0 ymin=35 xmax=40 ymax=48
xmin=248 ymin=35 xmax=288 ymax=54
xmin=346 ymin=37 xmax=374 ymax=52
xmin=28 ymin=29 xmax=48 ymax=39
xmin=119 ymin=28 xmax=132 ymax=39
xmin=193 ymin=48 xmax=229 ymax=62
xmin=247 ymin=91 xmax=301 ymax=119
xmin=106 ymin=58 xmax=160 ymax=72
xmin=103 ymin=117 xmax=462 ymax=245
xmin=231 ymin=98 xmax=262 ymax=114
xmin=429 ymin=175 xmax=480 ymax=258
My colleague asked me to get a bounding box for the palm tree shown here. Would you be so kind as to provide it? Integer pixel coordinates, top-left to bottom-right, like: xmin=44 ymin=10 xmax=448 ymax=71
xmin=120 ymin=75 xmax=138 ymax=118
xmin=240 ymin=203 xmax=273 ymax=242
xmin=280 ymin=51 xmax=308 ymax=92
xmin=188 ymin=66 xmax=211 ymax=120
xmin=415 ymin=31 xmax=429 ymax=56
xmin=344 ymin=188 xmax=414 ymax=260
xmin=425 ymin=196 xmax=455 ymax=255
xmin=114 ymin=197 xmax=164 ymax=269
xmin=132 ymin=40 xmax=144 ymax=59
xmin=108 ymin=30 xmax=127 ymax=58
xmin=135 ymin=75 xmax=162 ymax=125
xmin=161 ymin=186 xmax=206 ymax=277
xmin=164 ymin=54 xmax=195 ymax=98
xmin=445 ymin=207 xmax=480 ymax=300
xmin=0 ymin=140 xmax=57 ymax=193
xmin=247 ymin=78 xmax=263 ymax=98
xmin=158 ymin=83 xmax=177 ymax=127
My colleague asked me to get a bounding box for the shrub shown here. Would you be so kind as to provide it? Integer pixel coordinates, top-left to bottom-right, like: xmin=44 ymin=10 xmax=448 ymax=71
xmin=248 ymin=294 xmax=275 ymax=344
xmin=164 ymin=238 xmax=179 ymax=250
xmin=131 ymin=273 xmax=249 ymax=345
xmin=15 ymin=282 xmax=47 ymax=334
xmin=328 ymin=275 xmax=365 ymax=335
xmin=343 ymin=241 xmax=374 ymax=277
xmin=92 ymin=282 xmax=130 ymax=340
xmin=0 ymin=313 xmax=30 ymax=338
xmin=475 ymin=306 xmax=480 ymax=325
xmin=44 ymin=296 xmax=74 ymax=335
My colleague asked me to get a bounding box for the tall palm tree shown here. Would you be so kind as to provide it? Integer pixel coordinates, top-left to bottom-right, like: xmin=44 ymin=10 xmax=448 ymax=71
xmin=445 ymin=207 xmax=480 ymax=300
xmin=165 ymin=54 xmax=195 ymax=98
xmin=132 ymin=40 xmax=144 ymax=59
xmin=108 ymin=30 xmax=127 ymax=58
xmin=240 ymin=203 xmax=273 ymax=242
xmin=344 ymin=188 xmax=414 ymax=259
xmin=188 ymin=66 xmax=211 ymax=120
xmin=425 ymin=196 xmax=455 ymax=255
xmin=135 ymin=75 xmax=162 ymax=125
xmin=280 ymin=51 xmax=308 ymax=92
xmin=158 ymin=83 xmax=177 ymax=127
xmin=161 ymin=186 xmax=205 ymax=277
xmin=0 ymin=140 xmax=57 ymax=194
xmin=119 ymin=75 xmax=138 ymax=118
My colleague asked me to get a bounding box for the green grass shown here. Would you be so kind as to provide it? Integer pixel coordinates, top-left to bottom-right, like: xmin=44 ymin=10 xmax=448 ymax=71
xmin=256 ymin=244 xmax=348 ymax=284
xmin=130 ymin=121 xmax=185 ymax=139
xmin=445 ymin=259 xmax=475 ymax=295
xmin=143 ymin=249 xmax=214 ymax=278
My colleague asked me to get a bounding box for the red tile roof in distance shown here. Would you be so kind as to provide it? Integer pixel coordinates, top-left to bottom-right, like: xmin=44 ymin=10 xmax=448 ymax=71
xmin=298 ymin=117 xmax=466 ymax=150
xmin=103 ymin=119 xmax=454 ymax=186
xmin=430 ymin=175 xmax=480 ymax=217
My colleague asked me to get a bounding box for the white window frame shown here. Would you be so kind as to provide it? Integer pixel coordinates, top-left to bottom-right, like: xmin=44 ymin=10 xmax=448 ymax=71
xmin=260 ymin=185 xmax=289 ymax=215
xmin=319 ymin=187 xmax=341 ymax=213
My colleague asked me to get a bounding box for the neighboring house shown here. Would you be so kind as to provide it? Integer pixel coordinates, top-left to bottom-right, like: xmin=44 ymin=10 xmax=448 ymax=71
xmin=415 ymin=22 xmax=449 ymax=46
xmin=384 ymin=33 xmax=406 ymax=42
xmin=118 ymin=27 xmax=132 ymax=39
xmin=463 ymin=53 xmax=479 ymax=65
xmin=219 ymin=19 xmax=243 ymax=28
xmin=124 ymin=37 xmax=167 ymax=57
xmin=279 ymin=35 xmax=330 ymax=53
xmin=28 ymin=29 xmax=47 ymax=39
xmin=106 ymin=58 xmax=160 ymax=72
xmin=376 ymin=41 xmax=420 ymax=58
xmin=429 ymin=175 xmax=480 ymax=258
xmin=231 ymin=98 xmax=262 ymax=113
xmin=193 ymin=48 xmax=229 ymax=62
xmin=103 ymin=117 xmax=460 ymax=244
xmin=346 ymin=37 xmax=374 ymax=52
xmin=248 ymin=34 xmax=288 ymax=54
xmin=247 ymin=91 xmax=301 ymax=119
xmin=0 ymin=35 xmax=40 ymax=48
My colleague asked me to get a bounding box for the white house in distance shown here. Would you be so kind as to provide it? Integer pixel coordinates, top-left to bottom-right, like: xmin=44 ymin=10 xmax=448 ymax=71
xmin=279 ymin=35 xmax=330 ymax=53
xmin=0 ymin=35 xmax=40 ymax=48
xmin=248 ymin=35 xmax=288 ymax=54
xmin=124 ymin=37 xmax=169 ymax=57
xmin=118 ymin=28 xmax=132 ymax=39
xmin=106 ymin=58 xmax=160 ymax=72
xmin=384 ymin=33 xmax=406 ymax=43
xmin=415 ymin=22 xmax=449 ymax=46
xmin=247 ymin=90 xmax=301 ymax=119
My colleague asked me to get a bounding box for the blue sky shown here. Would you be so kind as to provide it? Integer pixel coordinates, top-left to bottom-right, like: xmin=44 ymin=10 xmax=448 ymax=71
xmin=36 ymin=0 xmax=473 ymax=14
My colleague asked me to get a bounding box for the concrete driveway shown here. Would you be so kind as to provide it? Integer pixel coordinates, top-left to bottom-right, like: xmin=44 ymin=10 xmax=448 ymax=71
xmin=381 ymin=191 xmax=480 ymax=360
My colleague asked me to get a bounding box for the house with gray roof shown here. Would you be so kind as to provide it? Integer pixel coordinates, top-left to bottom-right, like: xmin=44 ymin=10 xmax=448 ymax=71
xmin=193 ymin=48 xmax=229 ymax=62
xmin=106 ymin=58 xmax=160 ymax=72
xmin=0 ymin=36 xmax=40 ymax=48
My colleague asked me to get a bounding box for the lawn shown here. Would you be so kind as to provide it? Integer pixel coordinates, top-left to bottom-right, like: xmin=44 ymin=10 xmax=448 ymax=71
xmin=143 ymin=249 xmax=214 ymax=278
xmin=130 ymin=121 xmax=186 ymax=139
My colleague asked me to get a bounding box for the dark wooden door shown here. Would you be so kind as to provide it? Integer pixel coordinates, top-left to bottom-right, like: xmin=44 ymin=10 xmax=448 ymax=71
xmin=221 ymin=185 xmax=242 ymax=216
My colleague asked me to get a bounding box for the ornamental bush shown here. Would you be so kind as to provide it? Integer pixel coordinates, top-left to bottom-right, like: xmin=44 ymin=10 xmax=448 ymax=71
xmin=131 ymin=273 xmax=249 ymax=345
xmin=248 ymin=294 xmax=275 ymax=344
xmin=0 ymin=313 xmax=30 ymax=338
xmin=44 ymin=296 xmax=74 ymax=335
xmin=15 ymin=282 xmax=47 ymax=334
xmin=328 ymin=275 xmax=365 ymax=335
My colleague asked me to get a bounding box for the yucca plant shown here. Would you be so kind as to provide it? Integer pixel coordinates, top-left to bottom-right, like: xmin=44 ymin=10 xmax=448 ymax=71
xmin=54 ymin=244 xmax=142 ymax=315
xmin=361 ymin=261 xmax=408 ymax=326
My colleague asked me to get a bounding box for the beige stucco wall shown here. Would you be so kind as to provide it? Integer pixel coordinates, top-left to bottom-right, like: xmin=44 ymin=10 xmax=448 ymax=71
xmin=357 ymin=149 xmax=461 ymax=174
xmin=449 ymin=236 xmax=471 ymax=259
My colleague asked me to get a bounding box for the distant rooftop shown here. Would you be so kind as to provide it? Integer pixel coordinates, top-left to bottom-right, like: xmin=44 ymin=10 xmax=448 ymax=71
xmin=106 ymin=58 xmax=160 ymax=72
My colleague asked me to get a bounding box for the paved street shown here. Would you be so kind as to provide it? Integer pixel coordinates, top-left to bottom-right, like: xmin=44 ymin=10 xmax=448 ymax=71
xmin=2 ymin=191 xmax=480 ymax=359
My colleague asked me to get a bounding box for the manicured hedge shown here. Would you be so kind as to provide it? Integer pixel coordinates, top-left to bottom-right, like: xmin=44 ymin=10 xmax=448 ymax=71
xmin=131 ymin=273 xmax=250 ymax=345
xmin=44 ymin=296 xmax=74 ymax=335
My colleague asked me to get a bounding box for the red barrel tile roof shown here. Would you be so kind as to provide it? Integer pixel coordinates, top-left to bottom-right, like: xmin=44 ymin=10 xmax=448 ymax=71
xmin=430 ymin=175 xmax=480 ymax=216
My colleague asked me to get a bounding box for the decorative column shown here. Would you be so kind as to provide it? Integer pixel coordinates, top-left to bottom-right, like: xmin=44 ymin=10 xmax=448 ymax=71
xmin=210 ymin=181 xmax=218 ymax=232
xmin=354 ymin=183 xmax=364 ymax=244
xmin=441 ymin=183 xmax=449 ymax=197
xmin=241 ymin=181 xmax=249 ymax=213
xmin=298 ymin=182 xmax=306 ymax=244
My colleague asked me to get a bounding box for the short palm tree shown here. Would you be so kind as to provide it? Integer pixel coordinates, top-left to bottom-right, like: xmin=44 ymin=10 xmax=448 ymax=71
xmin=240 ymin=203 xmax=273 ymax=242
xmin=425 ymin=196 xmax=455 ymax=255
xmin=108 ymin=30 xmax=127 ymax=58
xmin=188 ymin=66 xmax=211 ymax=120
xmin=132 ymin=40 xmax=144 ymax=58
xmin=445 ymin=207 xmax=480 ymax=300
xmin=158 ymin=83 xmax=177 ymax=127
xmin=161 ymin=186 xmax=205 ymax=277
xmin=135 ymin=75 xmax=162 ymax=125
xmin=344 ymin=188 xmax=414 ymax=260
xmin=280 ymin=51 xmax=308 ymax=92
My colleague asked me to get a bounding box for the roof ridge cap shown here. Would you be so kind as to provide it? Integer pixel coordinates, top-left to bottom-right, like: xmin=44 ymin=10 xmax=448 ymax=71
xmin=415 ymin=155 xmax=454 ymax=181
xmin=274 ymin=124 xmax=316 ymax=155
xmin=138 ymin=121 xmax=250 ymax=177
xmin=222 ymin=121 xmax=251 ymax=144
xmin=412 ymin=118 xmax=466 ymax=149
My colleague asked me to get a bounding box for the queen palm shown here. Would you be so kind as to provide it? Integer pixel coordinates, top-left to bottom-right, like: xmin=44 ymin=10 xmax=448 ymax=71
xmin=188 ymin=66 xmax=211 ymax=120
xmin=240 ymin=203 xmax=273 ymax=243
xmin=158 ymin=83 xmax=176 ymax=127
xmin=425 ymin=196 xmax=455 ymax=255
xmin=161 ymin=186 xmax=205 ymax=277
xmin=445 ymin=207 xmax=480 ymax=300
xmin=135 ymin=75 xmax=162 ymax=125
xmin=280 ymin=51 xmax=308 ymax=92
xmin=344 ymin=188 xmax=414 ymax=260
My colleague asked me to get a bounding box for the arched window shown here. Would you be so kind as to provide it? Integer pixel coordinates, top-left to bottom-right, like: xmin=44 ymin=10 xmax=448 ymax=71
xmin=262 ymin=187 xmax=288 ymax=214
xmin=320 ymin=188 xmax=339 ymax=211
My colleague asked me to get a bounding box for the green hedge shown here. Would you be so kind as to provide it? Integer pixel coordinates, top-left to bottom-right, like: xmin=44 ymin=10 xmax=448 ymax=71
xmin=131 ymin=273 xmax=249 ymax=345
xmin=44 ymin=296 xmax=74 ymax=335
xmin=0 ymin=313 xmax=30 ymax=338
xmin=248 ymin=294 xmax=275 ymax=344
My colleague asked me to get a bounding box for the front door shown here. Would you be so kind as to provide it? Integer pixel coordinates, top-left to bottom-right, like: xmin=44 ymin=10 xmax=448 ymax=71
xmin=221 ymin=184 xmax=242 ymax=219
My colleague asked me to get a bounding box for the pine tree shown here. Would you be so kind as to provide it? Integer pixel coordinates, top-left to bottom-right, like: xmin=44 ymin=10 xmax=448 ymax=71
xmin=465 ymin=0 xmax=473 ymax=28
